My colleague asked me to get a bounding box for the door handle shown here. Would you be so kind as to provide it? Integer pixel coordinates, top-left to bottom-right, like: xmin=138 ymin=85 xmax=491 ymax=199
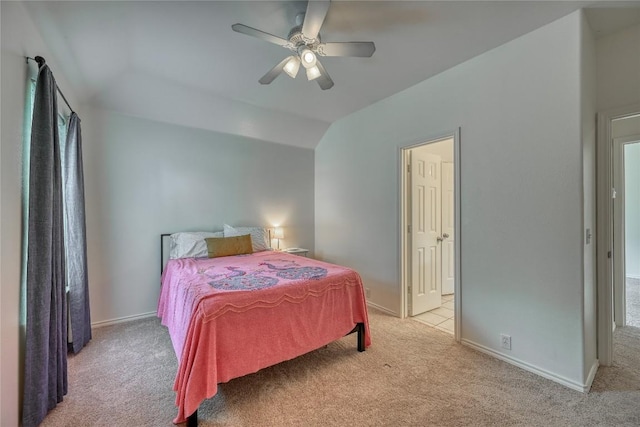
xmin=437 ymin=233 xmax=449 ymax=242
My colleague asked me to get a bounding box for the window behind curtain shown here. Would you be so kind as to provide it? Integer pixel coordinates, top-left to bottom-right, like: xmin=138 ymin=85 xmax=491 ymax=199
xmin=58 ymin=114 xmax=68 ymax=149
xmin=21 ymin=75 xmax=37 ymax=326
xmin=21 ymin=72 xmax=72 ymax=324
xmin=57 ymin=111 xmax=69 ymax=293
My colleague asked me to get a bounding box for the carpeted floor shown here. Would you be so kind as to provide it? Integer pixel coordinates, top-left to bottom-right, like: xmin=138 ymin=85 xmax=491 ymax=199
xmin=40 ymin=309 xmax=640 ymax=427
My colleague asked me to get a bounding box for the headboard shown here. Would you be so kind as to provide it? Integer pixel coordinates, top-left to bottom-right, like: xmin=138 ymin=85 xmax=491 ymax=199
xmin=160 ymin=233 xmax=172 ymax=275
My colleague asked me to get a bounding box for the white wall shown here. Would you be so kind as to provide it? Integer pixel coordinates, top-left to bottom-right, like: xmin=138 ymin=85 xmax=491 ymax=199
xmin=1 ymin=1 xmax=79 ymax=424
xmin=91 ymin=70 xmax=330 ymax=150
xmin=580 ymin=11 xmax=598 ymax=384
xmin=316 ymin=11 xmax=591 ymax=388
xmin=625 ymin=142 xmax=640 ymax=279
xmin=82 ymin=107 xmax=315 ymax=324
xmin=596 ymin=22 xmax=640 ymax=112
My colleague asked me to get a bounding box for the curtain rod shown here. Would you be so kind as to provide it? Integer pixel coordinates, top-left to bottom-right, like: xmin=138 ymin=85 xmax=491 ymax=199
xmin=26 ymin=56 xmax=75 ymax=114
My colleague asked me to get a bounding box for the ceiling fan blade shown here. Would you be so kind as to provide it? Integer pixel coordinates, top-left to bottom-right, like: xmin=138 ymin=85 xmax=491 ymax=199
xmin=259 ymin=56 xmax=293 ymax=85
xmin=232 ymin=23 xmax=289 ymax=47
xmin=318 ymin=42 xmax=376 ymax=57
xmin=314 ymin=59 xmax=334 ymax=90
xmin=302 ymin=0 xmax=331 ymax=40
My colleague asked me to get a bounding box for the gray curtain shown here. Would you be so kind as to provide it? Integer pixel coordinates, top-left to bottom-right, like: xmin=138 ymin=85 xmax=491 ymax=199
xmin=22 ymin=63 xmax=68 ymax=427
xmin=63 ymin=112 xmax=92 ymax=353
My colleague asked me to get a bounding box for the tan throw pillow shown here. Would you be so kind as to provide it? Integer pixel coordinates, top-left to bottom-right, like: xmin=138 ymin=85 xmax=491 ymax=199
xmin=205 ymin=234 xmax=253 ymax=258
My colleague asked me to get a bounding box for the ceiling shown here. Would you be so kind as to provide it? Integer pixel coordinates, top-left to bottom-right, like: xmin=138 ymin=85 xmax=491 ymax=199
xmin=24 ymin=1 xmax=640 ymax=149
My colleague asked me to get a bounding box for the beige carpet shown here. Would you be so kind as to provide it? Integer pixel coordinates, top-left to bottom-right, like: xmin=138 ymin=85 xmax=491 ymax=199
xmin=39 ymin=309 xmax=640 ymax=426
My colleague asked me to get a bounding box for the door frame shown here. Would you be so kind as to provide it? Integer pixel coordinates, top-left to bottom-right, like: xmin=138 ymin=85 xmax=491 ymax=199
xmin=613 ymin=135 xmax=640 ymax=327
xmin=597 ymin=103 xmax=640 ymax=366
xmin=398 ymin=128 xmax=461 ymax=342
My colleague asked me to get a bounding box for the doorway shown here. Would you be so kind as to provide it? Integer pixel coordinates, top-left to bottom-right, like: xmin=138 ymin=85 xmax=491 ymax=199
xmin=624 ymin=141 xmax=640 ymax=326
xmin=400 ymin=132 xmax=460 ymax=341
xmin=597 ymin=107 xmax=640 ymax=366
xmin=613 ymin=135 xmax=640 ymax=327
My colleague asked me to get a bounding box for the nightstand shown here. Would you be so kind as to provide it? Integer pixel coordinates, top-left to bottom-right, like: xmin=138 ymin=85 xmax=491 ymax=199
xmin=282 ymin=248 xmax=309 ymax=257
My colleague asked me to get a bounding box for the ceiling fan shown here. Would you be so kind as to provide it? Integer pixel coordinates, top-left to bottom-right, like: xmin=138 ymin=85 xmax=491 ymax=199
xmin=232 ymin=0 xmax=375 ymax=90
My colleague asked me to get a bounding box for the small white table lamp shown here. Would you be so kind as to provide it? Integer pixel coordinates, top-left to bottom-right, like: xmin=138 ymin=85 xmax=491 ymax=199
xmin=273 ymin=227 xmax=284 ymax=250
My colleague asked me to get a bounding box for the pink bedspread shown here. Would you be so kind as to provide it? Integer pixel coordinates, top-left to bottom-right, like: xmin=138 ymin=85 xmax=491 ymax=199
xmin=157 ymin=251 xmax=371 ymax=423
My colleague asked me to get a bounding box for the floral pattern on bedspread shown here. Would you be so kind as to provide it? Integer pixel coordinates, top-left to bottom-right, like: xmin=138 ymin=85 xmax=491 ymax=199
xmin=202 ymin=259 xmax=328 ymax=291
xmin=207 ymin=267 xmax=280 ymax=291
xmin=260 ymin=262 xmax=327 ymax=280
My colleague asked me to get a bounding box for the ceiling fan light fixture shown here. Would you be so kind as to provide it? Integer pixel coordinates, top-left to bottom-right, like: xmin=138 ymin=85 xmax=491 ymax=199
xmin=233 ymin=0 xmax=373 ymax=90
xmin=303 ymin=51 xmax=315 ymax=64
xmin=283 ymin=56 xmax=300 ymax=78
xmin=299 ymin=48 xmax=317 ymax=68
xmin=306 ymin=65 xmax=321 ymax=81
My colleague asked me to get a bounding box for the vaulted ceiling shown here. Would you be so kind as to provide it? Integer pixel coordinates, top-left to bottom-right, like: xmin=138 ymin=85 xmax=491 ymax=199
xmin=24 ymin=1 xmax=640 ymax=148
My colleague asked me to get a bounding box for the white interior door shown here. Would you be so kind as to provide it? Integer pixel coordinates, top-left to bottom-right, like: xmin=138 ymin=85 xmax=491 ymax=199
xmin=441 ymin=162 xmax=455 ymax=295
xmin=410 ymin=149 xmax=442 ymax=316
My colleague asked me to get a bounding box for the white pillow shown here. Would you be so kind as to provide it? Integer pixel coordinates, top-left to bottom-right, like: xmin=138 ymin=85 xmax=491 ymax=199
xmin=169 ymin=231 xmax=223 ymax=259
xmin=223 ymin=224 xmax=270 ymax=252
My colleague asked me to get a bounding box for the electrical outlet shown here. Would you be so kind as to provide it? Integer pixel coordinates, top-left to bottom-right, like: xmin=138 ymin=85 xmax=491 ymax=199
xmin=365 ymin=288 xmax=371 ymax=298
xmin=500 ymin=334 xmax=511 ymax=350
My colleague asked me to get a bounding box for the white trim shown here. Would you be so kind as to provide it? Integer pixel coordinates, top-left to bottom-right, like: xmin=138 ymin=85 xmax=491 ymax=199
xmin=366 ymin=301 xmax=399 ymax=317
xmin=597 ymin=103 xmax=640 ymax=367
xmin=399 ymin=146 xmax=408 ymax=319
xmin=612 ymin=136 xmax=627 ymax=327
xmin=397 ymin=128 xmax=461 ymax=343
xmin=453 ymin=128 xmax=461 ymax=344
xmin=584 ymin=359 xmax=600 ymax=392
xmin=596 ymin=111 xmax=613 ymax=366
xmin=91 ymin=311 xmax=157 ymax=328
xmin=461 ymin=339 xmax=593 ymax=393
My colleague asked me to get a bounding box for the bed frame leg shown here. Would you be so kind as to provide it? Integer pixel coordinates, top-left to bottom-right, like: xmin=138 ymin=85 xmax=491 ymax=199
xmin=187 ymin=410 xmax=198 ymax=427
xmin=357 ymin=322 xmax=365 ymax=352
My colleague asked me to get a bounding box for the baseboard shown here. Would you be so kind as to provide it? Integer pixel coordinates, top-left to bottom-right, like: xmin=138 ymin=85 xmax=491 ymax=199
xmin=91 ymin=311 xmax=157 ymax=328
xmin=584 ymin=359 xmax=600 ymax=392
xmin=461 ymin=339 xmax=592 ymax=392
xmin=366 ymin=301 xmax=399 ymax=317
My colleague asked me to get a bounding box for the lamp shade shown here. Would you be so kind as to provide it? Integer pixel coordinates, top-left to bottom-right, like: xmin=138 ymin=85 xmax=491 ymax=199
xmin=283 ymin=56 xmax=300 ymax=78
xmin=273 ymin=227 xmax=284 ymax=240
xmin=306 ymin=65 xmax=321 ymax=81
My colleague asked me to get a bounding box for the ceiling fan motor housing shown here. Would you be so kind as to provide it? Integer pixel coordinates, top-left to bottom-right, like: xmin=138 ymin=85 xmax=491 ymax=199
xmin=288 ymin=25 xmax=320 ymax=52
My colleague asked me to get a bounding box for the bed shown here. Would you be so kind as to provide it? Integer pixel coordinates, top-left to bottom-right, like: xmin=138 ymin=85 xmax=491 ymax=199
xmin=157 ymin=233 xmax=371 ymax=426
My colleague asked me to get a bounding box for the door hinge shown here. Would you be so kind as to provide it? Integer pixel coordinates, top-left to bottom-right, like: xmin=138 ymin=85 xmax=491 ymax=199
xmin=407 ymin=164 xmax=411 ymax=173
xmin=408 ymin=224 xmax=412 ymax=233
xmin=608 ymin=251 xmax=612 ymax=259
